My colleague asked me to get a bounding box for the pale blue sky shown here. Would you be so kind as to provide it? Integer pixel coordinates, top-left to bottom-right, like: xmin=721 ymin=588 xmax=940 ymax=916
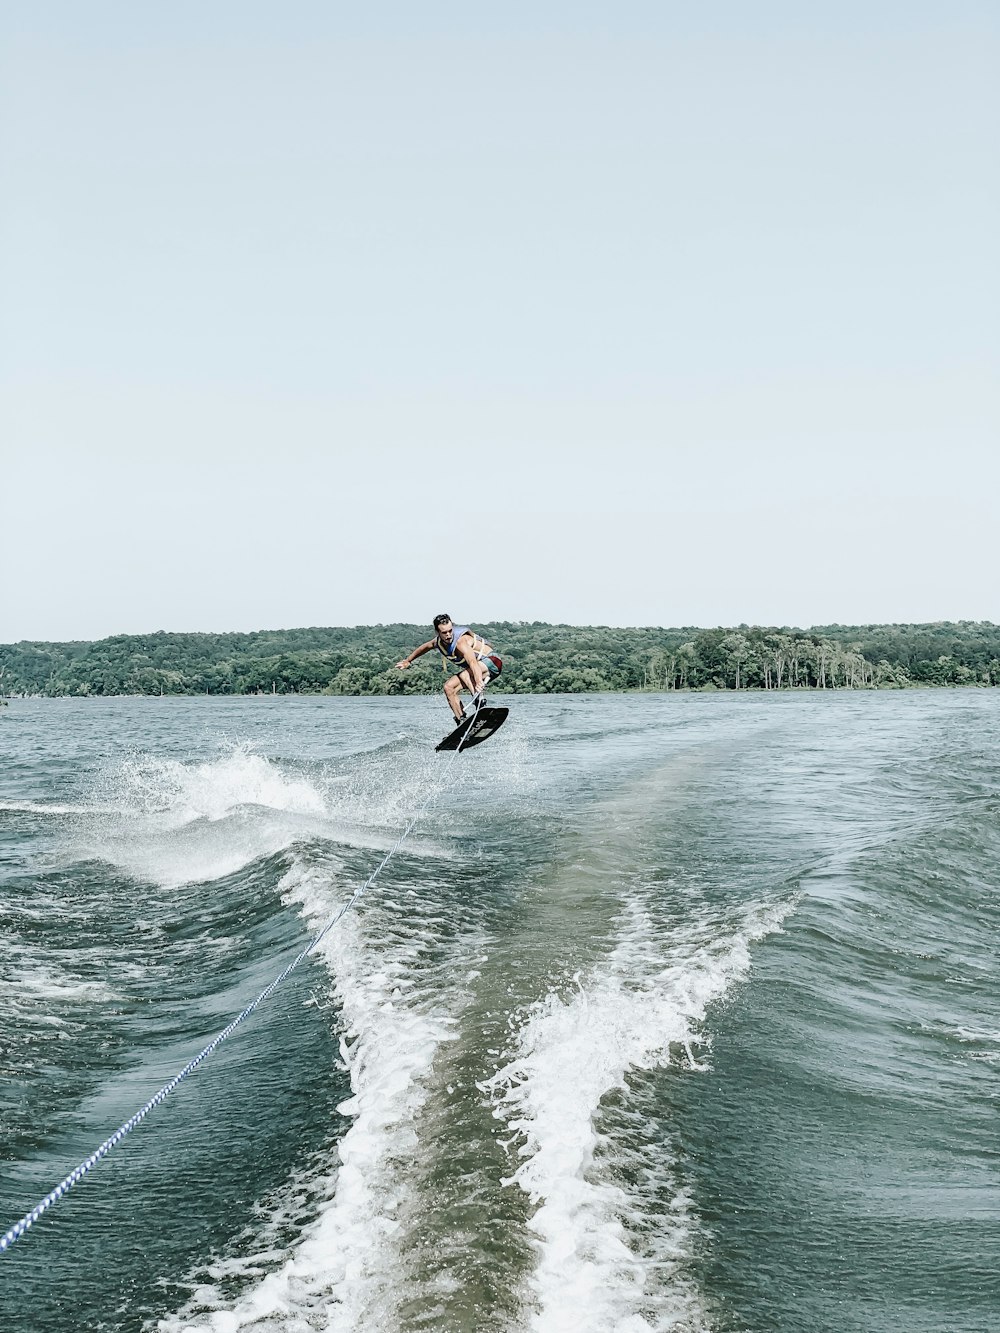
xmin=3 ymin=2 xmax=997 ymax=640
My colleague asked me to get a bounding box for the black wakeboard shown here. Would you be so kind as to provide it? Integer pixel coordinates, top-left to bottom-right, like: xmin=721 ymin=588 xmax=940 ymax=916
xmin=436 ymin=706 xmax=509 ymax=752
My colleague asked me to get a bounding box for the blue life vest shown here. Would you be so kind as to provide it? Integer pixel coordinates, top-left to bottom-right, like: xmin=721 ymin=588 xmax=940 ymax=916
xmin=438 ymin=625 xmax=472 ymax=664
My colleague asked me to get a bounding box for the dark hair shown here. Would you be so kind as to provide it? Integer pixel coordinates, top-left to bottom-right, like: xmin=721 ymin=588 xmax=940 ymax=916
xmin=432 ymin=613 xmax=452 ymax=630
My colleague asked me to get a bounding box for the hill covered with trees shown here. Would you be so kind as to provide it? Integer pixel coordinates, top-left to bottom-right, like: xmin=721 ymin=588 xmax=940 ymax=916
xmin=3 ymin=621 xmax=1000 ymax=698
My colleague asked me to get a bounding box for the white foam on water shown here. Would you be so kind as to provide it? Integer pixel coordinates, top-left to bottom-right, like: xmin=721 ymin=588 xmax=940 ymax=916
xmin=485 ymin=896 xmax=794 ymax=1333
xmin=940 ymin=1024 xmax=1000 ymax=1065
xmin=0 ymin=799 xmax=118 ymax=816
xmin=110 ymin=749 xmax=327 ymax=828
xmin=69 ymin=745 xmax=445 ymax=890
xmin=1 ymin=959 xmax=116 ymax=1058
xmin=85 ymin=808 xmax=307 ymax=892
xmin=3 ymin=965 xmax=116 ymax=1006
xmin=158 ymin=857 xmax=480 ymax=1332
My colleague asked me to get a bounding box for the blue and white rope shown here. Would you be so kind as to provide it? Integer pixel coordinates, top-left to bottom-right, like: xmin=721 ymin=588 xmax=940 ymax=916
xmin=1 ymin=706 xmax=485 ymax=1255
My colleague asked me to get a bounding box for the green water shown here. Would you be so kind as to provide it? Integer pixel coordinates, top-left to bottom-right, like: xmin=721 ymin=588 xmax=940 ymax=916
xmin=1 ymin=692 xmax=997 ymax=1330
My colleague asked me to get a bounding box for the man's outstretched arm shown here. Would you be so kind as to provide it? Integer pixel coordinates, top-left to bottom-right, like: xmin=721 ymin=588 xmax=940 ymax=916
xmin=396 ymin=639 xmax=436 ymax=670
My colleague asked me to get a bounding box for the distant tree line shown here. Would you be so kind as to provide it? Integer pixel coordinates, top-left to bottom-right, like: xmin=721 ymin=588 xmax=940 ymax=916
xmin=3 ymin=621 xmax=1000 ymax=698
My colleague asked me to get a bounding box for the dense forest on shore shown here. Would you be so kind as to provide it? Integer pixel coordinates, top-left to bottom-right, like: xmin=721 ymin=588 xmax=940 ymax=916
xmin=3 ymin=622 xmax=1000 ymax=698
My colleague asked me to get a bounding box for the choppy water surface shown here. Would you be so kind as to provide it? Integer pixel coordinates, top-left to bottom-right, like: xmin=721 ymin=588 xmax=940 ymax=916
xmin=1 ymin=692 xmax=998 ymax=1332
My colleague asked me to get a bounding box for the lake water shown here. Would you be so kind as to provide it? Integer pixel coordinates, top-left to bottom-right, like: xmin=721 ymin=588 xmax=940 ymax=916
xmin=1 ymin=691 xmax=998 ymax=1331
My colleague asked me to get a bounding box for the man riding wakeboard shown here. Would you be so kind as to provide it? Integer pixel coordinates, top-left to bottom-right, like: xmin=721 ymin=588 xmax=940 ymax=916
xmin=396 ymin=615 xmax=503 ymax=723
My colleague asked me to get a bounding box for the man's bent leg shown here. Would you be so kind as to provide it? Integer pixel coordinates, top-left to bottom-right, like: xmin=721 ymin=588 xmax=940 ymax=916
xmin=444 ymin=674 xmax=468 ymax=721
